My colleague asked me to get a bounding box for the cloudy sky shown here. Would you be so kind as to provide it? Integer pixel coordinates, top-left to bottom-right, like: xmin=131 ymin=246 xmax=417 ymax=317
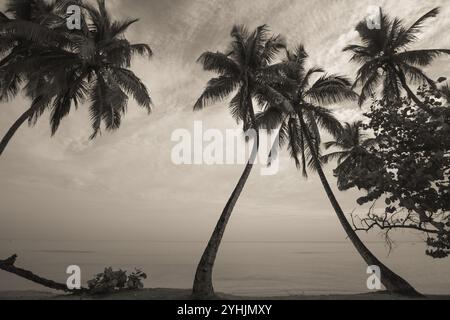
xmin=0 ymin=0 xmax=449 ymax=244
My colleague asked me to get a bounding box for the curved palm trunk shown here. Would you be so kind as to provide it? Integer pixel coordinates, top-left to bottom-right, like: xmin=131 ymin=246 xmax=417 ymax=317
xmin=193 ymin=93 xmax=259 ymax=299
xmin=0 ymin=106 xmax=35 ymax=157
xmin=395 ymin=70 xmax=435 ymax=115
xmin=299 ymin=117 xmax=421 ymax=297
xmin=192 ymin=157 xmax=257 ymax=299
xmin=398 ymin=76 xmax=424 ymax=106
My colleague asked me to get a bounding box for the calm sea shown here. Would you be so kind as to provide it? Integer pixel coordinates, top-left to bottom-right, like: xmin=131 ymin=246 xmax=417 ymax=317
xmin=1 ymin=240 xmax=449 ymax=296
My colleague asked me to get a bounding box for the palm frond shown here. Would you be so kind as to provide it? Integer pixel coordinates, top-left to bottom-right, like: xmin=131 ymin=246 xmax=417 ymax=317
xmin=287 ymin=116 xmax=305 ymax=174
xmin=110 ymin=18 xmax=139 ymax=38
xmin=110 ymin=67 xmax=152 ymax=111
xmin=399 ymin=63 xmax=435 ymax=87
xmin=255 ymin=106 xmax=284 ymax=130
xmin=343 ymin=44 xmax=374 ymax=63
xmin=357 ymin=70 xmax=381 ymax=106
xmin=306 ymin=74 xmax=358 ymax=105
xmin=194 ymin=75 xmax=238 ymax=111
xmin=197 ymin=51 xmax=240 ymax=76
xmin=397 ymin=49 xmax=450 ymax=66
xmin=260 ymin=34 xmax=286 ymax=66
xmin=395 ymin=7 xmax=440 ymax=48
xmin=320 ymin=151 xmax=347 ymax=165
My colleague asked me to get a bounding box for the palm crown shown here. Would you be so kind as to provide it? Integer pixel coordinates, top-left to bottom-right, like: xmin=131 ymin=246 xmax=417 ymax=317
xmin=1 ymin=0 xmax=152 ymax=139
xmin=344 ymin=7 xmax=450 ymax=106
xmin=257 ymin=45 xmax=358 ymax=176
xmin=194 ymin=24 xmax=286 ymax=131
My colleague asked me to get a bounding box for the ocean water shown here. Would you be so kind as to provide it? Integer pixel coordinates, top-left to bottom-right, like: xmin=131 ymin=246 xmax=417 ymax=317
xmin=1 ymin=240 xmax=449 ymax=296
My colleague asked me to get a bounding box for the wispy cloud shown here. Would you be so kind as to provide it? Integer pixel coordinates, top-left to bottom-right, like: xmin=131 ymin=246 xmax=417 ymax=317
xmin=0 ymin=0 xmax=449 ymax=241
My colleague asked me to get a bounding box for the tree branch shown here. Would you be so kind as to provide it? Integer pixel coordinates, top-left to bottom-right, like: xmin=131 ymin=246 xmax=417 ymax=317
xmin=0 ymin=255 xmax=87 ymax=293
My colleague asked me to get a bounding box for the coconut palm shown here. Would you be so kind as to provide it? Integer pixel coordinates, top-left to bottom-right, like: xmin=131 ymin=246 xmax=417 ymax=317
xmin=258 ymin=45 xmax=420 ymax=296
xmin=321 ymin=121 xmax=379 ymax=190
xmin=192 ymin=24 xmax=286 ymax=298
xmin=0 ymin=0 xmax=78 ymax=100
xmin=0 ymin=0 xmax=73 ymax=156
xmin=0 ymin=0 xmax=152 ymax=157
xmin=344 ymin=7 xmax=450 ymax=108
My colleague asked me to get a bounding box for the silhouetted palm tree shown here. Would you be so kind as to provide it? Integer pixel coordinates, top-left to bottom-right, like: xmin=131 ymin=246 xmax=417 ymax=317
xmin=258 ymin=46 xmax=420 ymax=296
xmin=344 ymin=7 xmax=450 ymax=108
xmin=321 ymin=121 xmax=379 ymax=190
xmin=0 ymin=0 xmax=152 ymax=156
xmin=0 ymin=0 xmax=71 ymax=147
xmin=193 ymin=24 xmax=286 ymax=298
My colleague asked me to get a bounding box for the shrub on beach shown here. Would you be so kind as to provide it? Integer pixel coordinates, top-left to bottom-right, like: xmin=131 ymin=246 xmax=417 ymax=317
xmin=87 ymin=267 xmax=147 ymax=294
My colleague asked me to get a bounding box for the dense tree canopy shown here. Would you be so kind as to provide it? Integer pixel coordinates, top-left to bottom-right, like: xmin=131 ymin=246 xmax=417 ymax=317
xmin=336 ymin=85 xmax=450 ymax=258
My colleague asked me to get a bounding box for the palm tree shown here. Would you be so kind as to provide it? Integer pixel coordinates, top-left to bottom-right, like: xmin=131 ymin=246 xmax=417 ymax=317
xmin=321 ymin=121 xmax=379 ymax=190
xmin=258 ymin=45 xmax=421 ymax=296
xmin=344 ymin=7 xmax=450 ymax=109
xmin=0 ymin=0 xmax=152 ymax=157
xmin=0 ymin=0 xmax=71 ymax=156
xmin=192 ymin=24 xmax=286 ymax=298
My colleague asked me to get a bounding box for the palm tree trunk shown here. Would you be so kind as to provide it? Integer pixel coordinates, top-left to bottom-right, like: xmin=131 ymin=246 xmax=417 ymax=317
xmin=395 ymin=69 xmax=435 ymax=115
xmin=0 ymin=106 xmax=35 ymax=157
xmin=299 ymin=117 xmax=421 ymax=297
xmin=192 ymin=91 xmax=259 ymax=299
xmin=192 ymin=158 xmax=256 ymax=299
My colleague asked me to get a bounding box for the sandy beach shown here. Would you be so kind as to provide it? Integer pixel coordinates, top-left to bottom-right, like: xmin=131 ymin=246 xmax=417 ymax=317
xmin=1 ymin=289 xmax=450 ymax=300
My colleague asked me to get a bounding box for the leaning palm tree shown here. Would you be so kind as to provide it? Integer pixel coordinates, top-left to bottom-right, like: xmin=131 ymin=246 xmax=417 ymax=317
xmin=192 ymin=24 xmax=286 ymax=298
xmin=258 ymin=45 xmax=420 ymax=296
xmin=321 ymin=121 xmax=379 ymax=190
xmin=344 ymin=7 xmax=450 ymax=108
xmin=0 ymin=0 xmax=152 ymax=157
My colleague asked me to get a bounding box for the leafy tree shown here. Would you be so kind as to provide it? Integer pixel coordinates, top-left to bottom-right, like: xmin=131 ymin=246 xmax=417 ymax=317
xmin=338 ymin=85 xmax=450 ymax=259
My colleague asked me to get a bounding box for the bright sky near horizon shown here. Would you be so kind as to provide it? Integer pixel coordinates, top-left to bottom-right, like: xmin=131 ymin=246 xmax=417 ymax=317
xmin=0 ymin=0 xmax=449 ymax=244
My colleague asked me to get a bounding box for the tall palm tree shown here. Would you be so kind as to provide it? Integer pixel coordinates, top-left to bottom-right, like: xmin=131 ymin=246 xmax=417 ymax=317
xmin=0 ymin=0 xmax=152 ymax=157
xmin=258 ymin=45 xmax=420 ymax=296
xmin=344 ymin=7 xmax=450 ymax=108
xmin=192 ymin=24 xmax=286 ymax=298
xmin=321 ymin=121 xmax=379 ymax=190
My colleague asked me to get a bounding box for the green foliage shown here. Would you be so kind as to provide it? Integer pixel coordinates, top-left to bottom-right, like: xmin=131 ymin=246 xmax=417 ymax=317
xmin=87 ymin=267 xmax=147 ymax=295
